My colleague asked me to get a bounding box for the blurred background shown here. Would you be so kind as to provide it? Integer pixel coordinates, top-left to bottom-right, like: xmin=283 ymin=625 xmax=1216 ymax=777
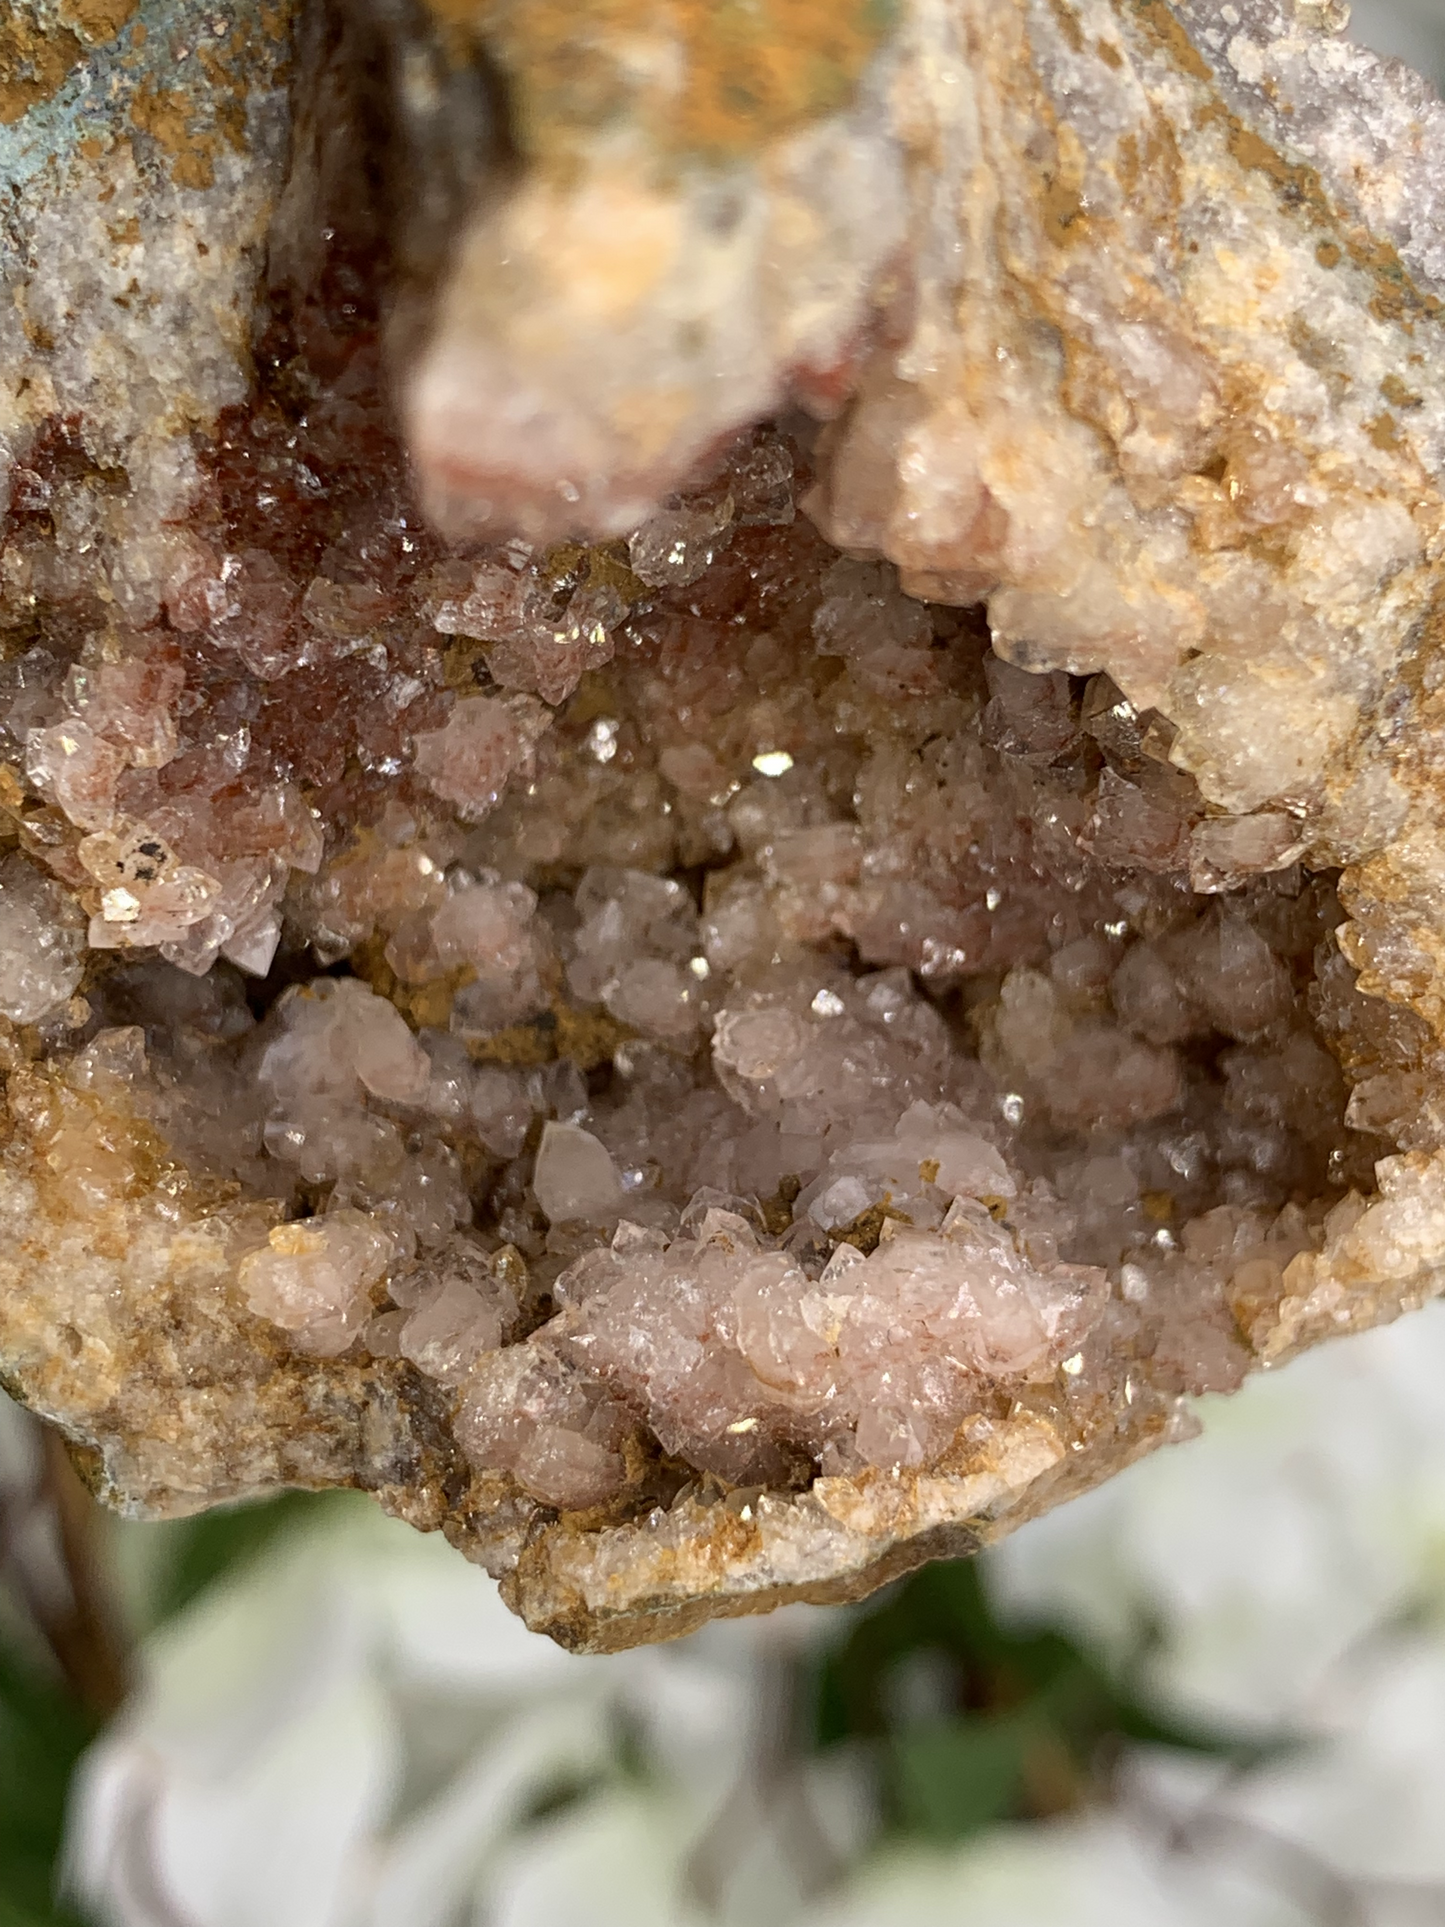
xmin=5 ymin=8 xmax=1445 ymax=1927
xmin=9 ymin=1296 xmax=1445 ymax=1927
xmin=1350 ymin=0 xmax=1445 ymax=83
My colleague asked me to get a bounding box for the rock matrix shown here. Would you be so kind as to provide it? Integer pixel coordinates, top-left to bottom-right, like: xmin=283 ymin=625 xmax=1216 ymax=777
xmin=1 ymin=0 xmax=1445 ymax=1649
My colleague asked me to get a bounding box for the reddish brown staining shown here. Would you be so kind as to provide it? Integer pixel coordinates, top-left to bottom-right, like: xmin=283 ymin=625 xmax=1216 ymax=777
xmin=175 ymin=314 xmax=455 ymax=834
xmin=137 ymin=618 xmax=447 ymax=850
xmin=0 ymin=309 xmax=458 ymax=880
xmin=653 ymin=514 xmax=836 ymax=643
xmin=1 ymin=426 xmax=122 ymax=678
xmin=266 ymin=657 xmax=444 ymax=798
xmin=0 ymin=84 xmax=436 ymax=859
xmin=3 ymin=416 xmax=126 ymax=539
xmin=205 ymin=337 xmax=422 ymax=577
xmin=789 ymin=358 xmax=867 ymax=422
xmin=8 ymin=314 xmax=835 ymax=888
xmin=2 ymin=3 xmax=881 ymax=909
xmin=770 ymin=279 xmax=917 ymax=487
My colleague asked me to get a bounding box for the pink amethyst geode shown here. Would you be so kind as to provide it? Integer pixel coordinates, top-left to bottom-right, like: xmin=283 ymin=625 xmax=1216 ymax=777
xmin=4 ymin=0 xmax=1445 ymax=1650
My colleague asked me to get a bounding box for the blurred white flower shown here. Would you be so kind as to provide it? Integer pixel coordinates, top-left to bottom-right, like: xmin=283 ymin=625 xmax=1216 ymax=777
xmin=485 ymin=1790 xmax=707 ymax=1927
xmin=66 ymin=1499 xmax=851 ymax=1927
xmin=1125 ymin=1631 xmax=1445 ymax=1907
xmin=1235 ymin=1635 xmax=1445 ymax=1885
xmin=989 ymin=1303 xmax=1445 ymax=1731
xmin=989 ymin=1303 xmax=1445 ymax=1922
xmin=796 ymin=1817 xmax=1297 ymax=1927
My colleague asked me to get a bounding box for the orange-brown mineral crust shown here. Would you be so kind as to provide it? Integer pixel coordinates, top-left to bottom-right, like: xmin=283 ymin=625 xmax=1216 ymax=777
xmin=6 ymin=0 xmax=1445 ymax=1651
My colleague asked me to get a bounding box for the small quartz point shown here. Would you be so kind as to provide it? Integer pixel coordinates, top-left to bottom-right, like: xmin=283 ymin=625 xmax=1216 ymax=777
xmin=532 ymin=1124 xmax=626 ymax=1225
xmin=0 ymin=855 xmax=85 ymax=1025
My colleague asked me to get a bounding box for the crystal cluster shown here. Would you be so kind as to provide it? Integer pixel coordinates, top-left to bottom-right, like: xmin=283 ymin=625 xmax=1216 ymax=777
xmin=3 ymin=0 xmax=1445 ymax=1650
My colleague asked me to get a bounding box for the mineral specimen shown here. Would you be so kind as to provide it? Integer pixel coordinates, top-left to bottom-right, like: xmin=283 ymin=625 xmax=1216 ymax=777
xmin=4 ymin=0 xmax=1445 ymax=1652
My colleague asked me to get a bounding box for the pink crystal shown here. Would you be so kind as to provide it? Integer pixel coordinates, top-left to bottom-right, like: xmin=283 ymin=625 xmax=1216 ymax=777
xmin=411 ymin=694 xmax=552 ymax=820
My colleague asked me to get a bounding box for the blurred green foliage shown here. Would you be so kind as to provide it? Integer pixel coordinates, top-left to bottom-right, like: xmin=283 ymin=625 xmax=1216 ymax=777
xmin=0 ymin=1647 xmax=92 ymax=1927
xmin=811 ymin=1557 xmax=1277 ymax=1843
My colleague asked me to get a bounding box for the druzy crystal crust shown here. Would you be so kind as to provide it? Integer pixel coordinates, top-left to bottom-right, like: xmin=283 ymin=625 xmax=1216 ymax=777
xmin=4 ymin=0 xmax=1445 ymax=1650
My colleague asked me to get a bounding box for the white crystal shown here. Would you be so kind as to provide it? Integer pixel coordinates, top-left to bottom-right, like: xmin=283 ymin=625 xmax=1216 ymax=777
xmin=532 ymin=1123 xmax=625 ymax=1224
xmin=0 ymin=855 xmax=85 ymax=1025
xmin=239 ymin=1210 xmax=396 ymax=1357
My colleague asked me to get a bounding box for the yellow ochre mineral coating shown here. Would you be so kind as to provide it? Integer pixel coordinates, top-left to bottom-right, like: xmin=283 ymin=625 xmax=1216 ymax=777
xmin=425 ymin=0 xmax=895 ymax=163
xmin=58 ymin=0 xmax=141 ymax=44
xmin=1118 ymin=0 xmax=1441 ymax=323
xmin=0 ymin=0 xmax=140 ymax=126
xmin=0 ymin=6 xmax=89 ymax=124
